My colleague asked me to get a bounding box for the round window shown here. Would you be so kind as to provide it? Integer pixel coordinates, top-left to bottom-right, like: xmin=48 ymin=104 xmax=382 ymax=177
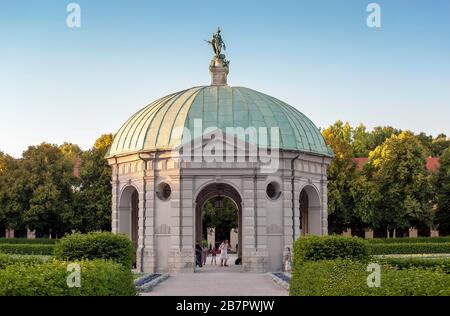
xmin=266 ymin=182 xmax=281 ymax=200
xmin=157 ymin=182 xmax=172 ymax=201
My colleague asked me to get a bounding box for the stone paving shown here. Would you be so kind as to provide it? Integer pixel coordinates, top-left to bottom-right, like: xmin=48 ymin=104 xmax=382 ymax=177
xmin=143 ymin=254 xmax=288 ymax=296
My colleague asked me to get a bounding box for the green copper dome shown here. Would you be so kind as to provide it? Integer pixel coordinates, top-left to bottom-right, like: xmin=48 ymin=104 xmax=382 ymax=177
xmin=107 ymin=86 xmax=333 ymax=158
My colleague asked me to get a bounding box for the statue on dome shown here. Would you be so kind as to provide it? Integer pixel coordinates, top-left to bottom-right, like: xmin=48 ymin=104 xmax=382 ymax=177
xmin=206 ymin=27 xmax=226 ymax=58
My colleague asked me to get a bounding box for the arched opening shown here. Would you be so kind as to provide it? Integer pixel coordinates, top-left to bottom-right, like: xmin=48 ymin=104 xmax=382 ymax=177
xmin=195 ymin=183 xmax=242 ymax=269
xmin=119 ymin=186 xmax=139 ymax=267
xmin=299 ymin=185 xmax=322 ymax=236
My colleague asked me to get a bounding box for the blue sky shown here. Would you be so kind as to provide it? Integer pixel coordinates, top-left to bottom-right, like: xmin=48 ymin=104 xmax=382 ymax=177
xmin=1 ymin=0 xmax=449 ymax=157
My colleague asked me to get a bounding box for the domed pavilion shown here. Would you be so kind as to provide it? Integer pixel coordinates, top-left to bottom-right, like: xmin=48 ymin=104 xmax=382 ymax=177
xmin=106 ymin=29 xmax=333 ymax=273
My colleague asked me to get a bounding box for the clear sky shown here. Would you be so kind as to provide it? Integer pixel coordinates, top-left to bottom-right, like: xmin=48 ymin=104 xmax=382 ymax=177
xmin=1 ymin=0 xmax=449 ymax=157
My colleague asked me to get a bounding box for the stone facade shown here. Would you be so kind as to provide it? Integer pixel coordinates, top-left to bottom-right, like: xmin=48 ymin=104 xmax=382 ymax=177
xmin=107 ymin=149 xmax=331 ymax=273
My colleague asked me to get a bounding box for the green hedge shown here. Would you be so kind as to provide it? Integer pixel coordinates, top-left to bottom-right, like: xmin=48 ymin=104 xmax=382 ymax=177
xmin=0 ymin=259 xmax=136 ymax=296
xmin=367 ymin=237 xmax=450 ymax=244
xmin=0 ymin=254 xmax=49 ymax=269
xmin=293 ymin=236 xmax=369 ymax=263
xmin=0 ymin=238 xmax=57 ymax=244
xmin=290 ymin=258 xmax=450 ymax=296
xmin=0 ymin=243 xmax=55 ymax=255
xmin=381 ymin=257 xmax=450 ymax=274
xmin=369 ymin=242 xmax=450 ymax=255
xmin=54 ymin=232 xmax=133 ymax=268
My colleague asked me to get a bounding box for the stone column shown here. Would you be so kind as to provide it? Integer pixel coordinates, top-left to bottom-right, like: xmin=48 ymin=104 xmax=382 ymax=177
xmin=168 ymin=174 xmax=194 ymax=273
xmin=140 ymin=169 xmax=156 ymax=273
xmin=255 ymin=176 xmax=269 ymax=270
xmin=111 ymin=166 xmax=120 ymax=234
xmin=282 ymin=176 xmax=294 ymax=251
xmin=242 ymin=175 xmax=268 ymax=272
xmin=321 ymin=180 xmax=329 ymax=236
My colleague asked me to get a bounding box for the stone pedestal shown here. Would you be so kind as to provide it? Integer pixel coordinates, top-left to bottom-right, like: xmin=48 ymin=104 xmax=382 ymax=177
xmin=136 ymin=247 xmax=156 ymax=273
xmin=364 ymin=229 xmax=374 ymax=239
xmin=242 ymin=250 xmax=269 ymax=273
xmin=409 ymin=228 xmax=418 ymax=238
xmin=27 ymin=229 xmax=36 ymax=239
xmin=342 ymin=228 xmax=352 ymax=237
xmin=431 ymin=230 xmax=439 ymax=237
xmin=168 ymin=248 xmax=195 ymax=273
xmin=209 ymin=56 xmax=229 ymax=86
xmin=6 ymin=229 xmax=14 ymax=238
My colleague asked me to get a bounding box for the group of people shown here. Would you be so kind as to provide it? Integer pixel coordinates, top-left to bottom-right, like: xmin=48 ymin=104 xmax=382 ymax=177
xmin=195 ymin=242 xmax=293 ymax=272
xmin=195 ymin=240 xmax=231 ymax=268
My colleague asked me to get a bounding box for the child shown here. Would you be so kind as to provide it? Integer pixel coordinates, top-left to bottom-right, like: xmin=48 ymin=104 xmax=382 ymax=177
xmin=211 ymin=246 xmax=218 ymax=265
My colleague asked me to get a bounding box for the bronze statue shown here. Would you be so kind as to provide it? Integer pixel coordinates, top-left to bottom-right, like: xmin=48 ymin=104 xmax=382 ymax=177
xmin=206 ymin=27 xmax=226 ymax=57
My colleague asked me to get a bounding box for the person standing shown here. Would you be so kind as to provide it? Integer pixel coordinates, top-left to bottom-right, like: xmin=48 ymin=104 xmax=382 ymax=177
xmin=211 ymin=246 xmax=218 ymax=265
xmin=195 ymin=243 xmax=203 ymax=268
xmin=284 ymin=247 xmax=292 ymax=272
xmin=219 ymin=240 xmax=230 ymax=267
xmin=202 ymin=244 xmax=209 ymax=266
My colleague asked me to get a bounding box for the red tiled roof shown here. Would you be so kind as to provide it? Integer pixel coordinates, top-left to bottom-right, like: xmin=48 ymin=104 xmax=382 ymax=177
xmin=353 ymin=157 xmax=440 ymax=172
xmin=353 ymin=157 xmax=369 ymax=171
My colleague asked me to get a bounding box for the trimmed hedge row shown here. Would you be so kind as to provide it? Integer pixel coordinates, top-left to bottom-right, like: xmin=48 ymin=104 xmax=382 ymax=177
xmin=0 ymin=238 xmax=57 ymax=244
xmin=367 ymin=237 xmax=450 ymax=244
xmin=0 ymin=243 xmax=55 ymax=255
xmin=0 ymin=259 xmax=136 ymax=296
xmin=381 ymin=257 xmax=450 ymax=274
xmin=290 ymin=258 xmax=450 ymax=296
xmin=54 ymin=232 xmax=133 ymax=268
xmin=293 ymin=236 xmax=369 ymax=262
xmin=369 ymin=242 xmax=450 ymax=255
xmin=0 ymin=253 xmax=49 ymax=269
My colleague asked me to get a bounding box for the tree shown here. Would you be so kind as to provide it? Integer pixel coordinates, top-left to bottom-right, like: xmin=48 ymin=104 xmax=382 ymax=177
xmin=433 ymin=147 xmax=450 ymax=235
xmin=415 ymin=132 xmax=433 ymax=156
xmin=20 ymin=143 xmax=76 ymax=238
xmin=352 ymin=124 xmax=371 ymax=157
xmin=365 ymin=131 xmax=433 ymax=232
xmin=322 ymin=121 xmax=361 ymax=233
xmin=94 ymin=134 xmax=114 ymax=151
xmin=59 ymin=142 xmax=82 ymax=165
xmin=72 ymin=134 xmax=113 ymax=232
xmin=203 ymin=197 xmax=238 ymax=241
xmin=0 ymin=151 xmax=6 ymax=175
xmin=367 ymin=126 xmax=401 ymax=151
xmin=0 ymin=152 xmax=20 ymax=234
xmin=431 ymin=134 xmax=450 ymax=157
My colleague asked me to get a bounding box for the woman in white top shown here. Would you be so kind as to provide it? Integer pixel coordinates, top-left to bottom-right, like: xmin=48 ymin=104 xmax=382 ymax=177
xmin=219 ymin=240 xmax=230 ymax=267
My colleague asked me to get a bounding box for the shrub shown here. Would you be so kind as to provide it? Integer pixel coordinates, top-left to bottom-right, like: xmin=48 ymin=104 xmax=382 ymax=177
xmin=54 ymin=232 xmax=133 ymax=268
xmin=290 ymin=258 xmax=450 ymax=296
xmin=0 ymin=243 xmax=55 ymax=255
xmin=0 ymin=259 xmax=136 ymax=296
xmin=369 ymin=242 xmax=450 ymax=255
xmin=366 ymin=237 xmax=450 ymax=244
xmin=0 ymin=253 xmax=49 ymax=269
xmin=381 ymin=257 xmax=450 ymax=274
xmin=293 ymin=236 xmax=369 ymax=263
xmin=0 ymin=238 xmax=57 ymax=244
